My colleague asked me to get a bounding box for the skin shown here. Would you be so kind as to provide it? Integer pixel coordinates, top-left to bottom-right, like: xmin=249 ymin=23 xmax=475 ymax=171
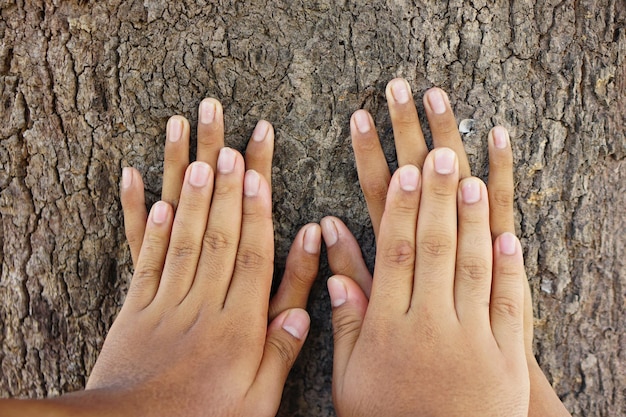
xmin=0 ymin=100 xmax=320 ymax=417
xmin=322 ymin=79 xmax=571 ymax=416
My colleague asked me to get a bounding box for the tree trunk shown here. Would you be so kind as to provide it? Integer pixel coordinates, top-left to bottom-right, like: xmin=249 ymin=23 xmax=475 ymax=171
xmin=1 ymin=1 xmax=624 ymax=415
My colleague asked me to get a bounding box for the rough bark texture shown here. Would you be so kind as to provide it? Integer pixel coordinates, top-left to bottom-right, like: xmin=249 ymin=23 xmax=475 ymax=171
xmin=1 ymin=0 xmax=624 ymax=416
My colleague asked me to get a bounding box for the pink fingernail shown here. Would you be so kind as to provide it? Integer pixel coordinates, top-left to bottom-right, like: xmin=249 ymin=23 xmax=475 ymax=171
xmin=353 ymin=110 xmax=371 ymax=134
xmin=399 ymin=165 xmax=420 ymax=191
xmin=303 ymin=225 xmax=321 ymax=255
xmin=327 ymin=277 xmax=347 ymax=307
xmin=244 ymin=170 xmax=261 ymax=197
xmin=390 ymin=78 xmax=411 ymax=104
xmin=499 ymin=232 xmax=518 ymax=256
xmin=199 ymin=100 xmax=216 ymax=124
xmin=252 ymin=120 xmax=270 ymax=142
xmin=122 ymin=167 xmax=132 ymax=189
xmin=493 ymin=126 xmax=509 ymax=150
xmin=189 ymin=162 xmax=210 ymax=188
xmin=168 ymin=117 xmax=183 ymax=142
xmin=427 ymin=88 xmax=447 ymax=115
xmin=321 ymin=218 xmax=339 ymax=247
xmin=217 ymin=147 xmax=236 ymax=174
xmin=461 ymin=178 xmax=482 ymax=204
xmin=282 ymin=309 xmax=310 ymax=340
xmin=434 ymin=148 xmax=457 ymax=175
xmin=152 ymin=201 xmax=169 ymax=224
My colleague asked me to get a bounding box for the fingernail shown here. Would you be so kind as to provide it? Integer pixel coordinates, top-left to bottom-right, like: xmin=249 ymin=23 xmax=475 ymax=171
xmin=434 ymin=148 xmax=457 ymax=175
xmin=282 ymin=309 xmax=310 ymax=340
xmin=390 ymin=78 xmax=411 ymax=104
xmin=199 ymin=100 xmax=216 ymax=124
xmin=327 ymin=277 xmax=347 ymax=307
xmin=461 ymin=178 xmax=482 ymax=204
xmin=189 ymin=162 xmax=210 ymax=188
xmin=427 ymin=88 xmax=447 ymax=115
xmin=353 ymin=110 xmax=371 ymax=134
xmin=252 ymin=120 xmax=270 ymax=142
xmin=321 ymin=218 xmax=339 ymax=247
xmin=122 ymin=167 xmax=132 ymax=189
xmin=244 ymin=170 xmax=261 ymax=197
xmin=493 ymin=126 xmax=509 ymax=149
xmin=152 ymin=201 xmax=169 ymax=224
xmin=168 ymin=117 xmax=183 ymax=142
xmin=217 ymin=147 xmax=236 ymax=174
xmin=399 ymin=165 xmax=420 ymax=191
xmin=499 ymin=232 xmax=518 ymax=256
xmin=303 ymin=225 xmax=321 ymax=255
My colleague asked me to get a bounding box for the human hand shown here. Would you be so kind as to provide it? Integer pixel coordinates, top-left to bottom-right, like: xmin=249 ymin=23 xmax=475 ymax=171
xmin=121 ymin=99 xmax=321 ymax=323
xmin=328 ymin=149 xmax=529 ymax=416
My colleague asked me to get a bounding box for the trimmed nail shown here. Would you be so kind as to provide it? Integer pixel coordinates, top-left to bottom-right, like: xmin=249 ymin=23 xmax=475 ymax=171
xmin=353 ymin=110 xmax=371 ymax=134
xmin=499 ymin=232 xmax=518 ymax=256
xmin=321 ymin=218 xmax=339 ymax=247
xmin=399 ymin=165 xmax=420 ymax=191
xmin=303 ymin=225 xmax=321 ymax=255
xmin=252 ymin=120 xmax=270 ymax=142
xmin=217 ymin=147 xmax=236 ymax=174
xmin=168 ymin=117 xmax=183 ymax=142
xmin=434 ymin=148 xmax=457 ymax=175
xmin=152 ymin=201 xmax=169 ymax=224
xmin=461 ymin=178 xmax=482 ymax=204
xmin=327 ymin=277 xmax=347 ymax=307
xmin=390 ymin=78 xmax=411 ymax=104
xmin=189 ymin=162 xmax=210 ymax=188
xmin=427 ymin=88 xmax=447 ymax=115
xmin=244 ymin=170 xmax=261 ymax=197
xmin=493 ymin=126 xmax=509 ymax=149
xmin=199 ymin=100 xmax=216 ymax=124
xmin=282 ymin=309 xmax=310 ymax=340
xmin=122 ymin=167 xmax=132 ymax=189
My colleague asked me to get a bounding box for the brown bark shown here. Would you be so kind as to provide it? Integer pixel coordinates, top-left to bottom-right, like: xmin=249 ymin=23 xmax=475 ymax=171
xmin=1 ymin=1 xmax=624 ymax=415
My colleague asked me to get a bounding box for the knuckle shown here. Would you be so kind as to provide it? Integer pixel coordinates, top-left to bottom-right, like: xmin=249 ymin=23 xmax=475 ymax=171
xmin=333 ymin=314 xmax=363 ymax=344
xmin=418 ymin=233 xmax=454 ymax=258
xmin=203 ymin=229 xmax=231 ymax=251
xmin=361 ymin=178 xmax=389 ymax=203
xmin=491 ymin=295 xmax=523 ymax=321
xmin=286 ymin=263 xmax=316 ymax=293
xmin=169 ymin=241 xmax=198 ymax=259
xmin=236 ymin=246 xmax=271 ymax=271
xmin=458 ymin=256 xmax=490 ymax=282
xmin=380 ymin=239 xmax=415 ymax=269
xmin=492 ymin=191 xmax=514 ymax=208
xmin=266 ymin=337 xmax=297 ymax=367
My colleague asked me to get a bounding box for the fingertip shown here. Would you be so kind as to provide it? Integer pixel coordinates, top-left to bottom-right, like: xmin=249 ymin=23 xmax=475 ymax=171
xmin=321 ymin=216 xmax=339 ymax=247
xmin=386 ymin=77 xmax=412 ymax=105
xmin=351 ymin=109 xmax=372 ymax=134
xmin=150 ymin=201 xmax=172 ymax=225
xmin=302 ymin=223 xmax=321 ymax=255
xmin=198 ymin=98 xmax=223 ymax=126
xmin=280 ymin=308 xmax=311 ymax=340
xmin=424 ymin=87 xmax=449 ymax=115
xmin=327 ymin=276 xmax=348 ymax=307
xmin=490 ymin=126 xmax=510 ymax=150
xmin=496 ymin=232 xmax=520 ymax=257
xmin=252 ymin=119 xmax=272 ymax=143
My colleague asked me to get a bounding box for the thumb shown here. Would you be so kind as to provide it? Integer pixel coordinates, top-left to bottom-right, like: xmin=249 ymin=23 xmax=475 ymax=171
xmin=327 ymin=275 xmax=368 ymax=389
xmin=249 ymin=308 xmax=310 ymax=413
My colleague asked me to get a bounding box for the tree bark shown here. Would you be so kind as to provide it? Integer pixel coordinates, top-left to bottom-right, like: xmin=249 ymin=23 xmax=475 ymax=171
xmin=1 ymin=1 xmax=624 ymax=415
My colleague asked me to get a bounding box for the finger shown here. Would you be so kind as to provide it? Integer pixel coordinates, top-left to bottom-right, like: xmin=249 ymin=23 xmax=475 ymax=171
xmin=412 ymin=148 xmax=458 ymax=315
xmin=268 ymin=223 xmax=321 ymax=321
xmin=454 ymin=177 xmax=493 ymax=328
xmin=369 ymin=165 xmax=421 ymax=314
xmin=386 ymin=78 xmax=429 ymax=168
xmin=196 ymin=98 xmax=225 ymax=172
xmin=121 ymin=167 xmax=147 ymax=266
xmin=125 ymin=201 xmax=173 ymax=310
xmin=487 ymin=126 xmax=515 ymax=239
xmin=244 ymin=120 xmax=274 ymax=191
xmin=225 ymin=170 xmax=274 ymax=317
xmin=490 ymin=233 xmax=525 ymax=356
xmin=351 ymin=109 xmax=391 ymax=238
xmin=321 ymin=216 xmax=373 ymax=298
xmin=249 ymin=308 xmax=310 ymax=416
xmin=423 ymin=88 xmax=471 ymax=178
xmin=162 ymin=116 xmax=191 ymax=209
xmin=327 ymin=276 xmax=368 ymax=394
xmin=187 ymin=148 xmax=245 ymax=308
xmin=153 ymin=162 xmax=214 ymax=307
